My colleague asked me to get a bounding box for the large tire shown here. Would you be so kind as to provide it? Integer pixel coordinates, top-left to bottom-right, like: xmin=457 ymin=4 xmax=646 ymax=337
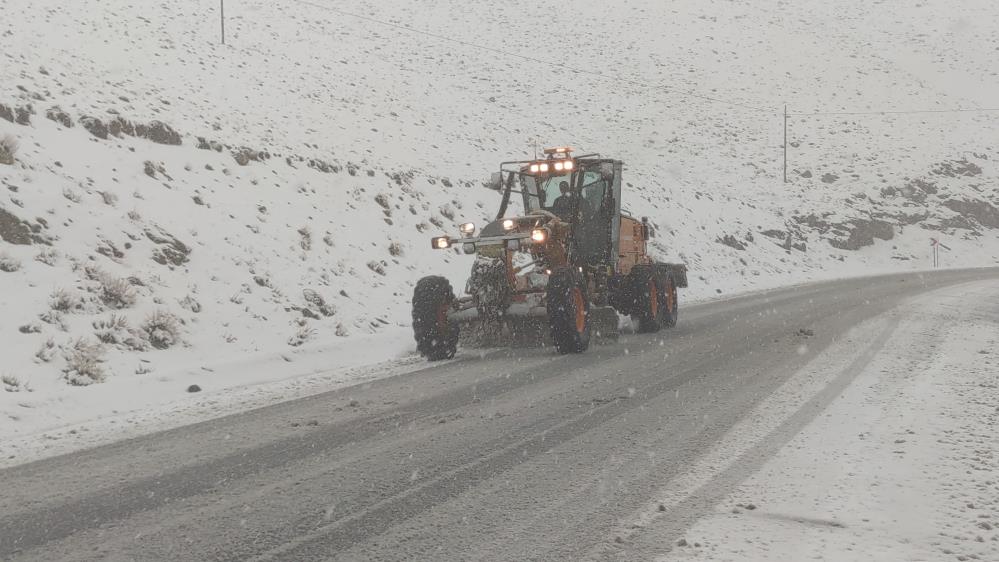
xmin=546 ymin=268 xmax=591 ymax=354
xmin=412 ymin=276 xmax=459 ymax=361
xmin=659 ymin=270 xmax=679 ymax=329
xmin=630 ymin=266 xmax=667 ymax=333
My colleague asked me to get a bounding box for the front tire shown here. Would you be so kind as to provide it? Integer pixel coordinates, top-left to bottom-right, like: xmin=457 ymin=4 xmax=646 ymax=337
xmin=546 ymin=268 xmax=590 ymax=354
xmin=412 ymin=276 xmax=459 ymax=361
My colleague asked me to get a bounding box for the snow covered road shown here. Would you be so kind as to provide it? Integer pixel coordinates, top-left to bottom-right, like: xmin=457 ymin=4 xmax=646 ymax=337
xmin=631 ymin=279 xmax=999 ymax=561
xmin=0 ymin=269 xmax=996 ymax=561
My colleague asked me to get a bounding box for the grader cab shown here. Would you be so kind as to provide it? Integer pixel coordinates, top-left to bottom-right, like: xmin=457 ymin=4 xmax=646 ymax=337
xmin=412 ymin=147 xmax=688 ymax=360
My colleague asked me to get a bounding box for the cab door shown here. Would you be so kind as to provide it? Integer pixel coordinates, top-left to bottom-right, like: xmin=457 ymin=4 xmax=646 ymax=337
xmin=575 ymin=161 xmax=621 ymax=267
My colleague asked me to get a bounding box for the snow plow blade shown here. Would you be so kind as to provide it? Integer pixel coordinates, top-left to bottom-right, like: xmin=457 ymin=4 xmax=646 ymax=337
xmin=451 ymin=303 xmax=619 ymax=348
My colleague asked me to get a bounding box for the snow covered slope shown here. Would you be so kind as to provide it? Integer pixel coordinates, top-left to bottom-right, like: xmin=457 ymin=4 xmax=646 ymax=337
xmin=1 ymin=0 xmax=998 ymax=440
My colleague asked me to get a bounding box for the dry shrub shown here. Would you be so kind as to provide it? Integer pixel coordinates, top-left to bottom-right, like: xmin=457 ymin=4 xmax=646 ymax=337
xmin=63 ymin=339 xmax=105 ymax=386
xmin=2 ymin=374 xmax=29 ymax=392
xmin=141 ymin=310 xmax=180 ymax=349
xmin=35 ymin=248 xmax=58 ymax=266
xmin=99 ymin=275 xmax=137 ymax=309
xmin=50 ymin=288 xmax=82 ymax=312
xmin=0 ymin=134 xmax=17 ymax=165
xmin=35 ymin=338 xmax=57 ymax=362
xmin=0 ymin=253 xmax=21 ymax=272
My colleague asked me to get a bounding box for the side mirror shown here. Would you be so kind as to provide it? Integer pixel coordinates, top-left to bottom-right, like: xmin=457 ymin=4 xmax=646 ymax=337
xmin=486 ymin=172 xmax=503 ymax=191
xmin=599 ymin=163 xmax=615 ymax=181
xmin=641 ymin=217 xmax=654 ymax=240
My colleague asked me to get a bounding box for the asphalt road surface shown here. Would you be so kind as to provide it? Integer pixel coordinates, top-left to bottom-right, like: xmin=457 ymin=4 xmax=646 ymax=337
xmin=1 ymin=269 xmax=996 ymax=561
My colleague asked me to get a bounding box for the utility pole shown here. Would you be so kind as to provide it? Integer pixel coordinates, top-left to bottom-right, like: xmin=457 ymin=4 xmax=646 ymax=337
xmin=783 ymin=104 xmax=788 ymax=184
xmin=220 ymin=0 xmax=225 ymax=45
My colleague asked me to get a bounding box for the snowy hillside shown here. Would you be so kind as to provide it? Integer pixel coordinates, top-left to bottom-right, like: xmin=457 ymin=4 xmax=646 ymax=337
xmin=1 ymin=0 xmax=998 ymax=444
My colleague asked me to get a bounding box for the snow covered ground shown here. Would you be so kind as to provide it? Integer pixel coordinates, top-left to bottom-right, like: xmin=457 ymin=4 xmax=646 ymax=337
xmin=2 ymin=0 xmax=999 ymax=459
xmin=596 ymin=280 xmax=999 ymax=561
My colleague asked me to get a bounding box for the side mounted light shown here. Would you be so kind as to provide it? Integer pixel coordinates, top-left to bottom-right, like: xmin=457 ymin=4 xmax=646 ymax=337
xmin=531 ymin=228 xmax=548 ymax=243
xmin=432 ymin=236 xmax=451 ymax=249
xmin=502 ymin=219 xmax=516 ymax=230
xmin=459 ymin=222 xmax=475 ymax=236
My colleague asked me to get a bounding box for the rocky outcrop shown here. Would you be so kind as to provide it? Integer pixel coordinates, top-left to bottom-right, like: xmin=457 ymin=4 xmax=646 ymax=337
xmin=828 ymin=218 xmax=895 ymax=251
xmin=145 ymin=226 xmax=190 ymax=266
xmin=0 ymin=207 xmax=51 ymax=245
xmin=134 ymin=121 xmax=182 ymax=145
xmin=943 ymin=198 xmax=999 ymax=229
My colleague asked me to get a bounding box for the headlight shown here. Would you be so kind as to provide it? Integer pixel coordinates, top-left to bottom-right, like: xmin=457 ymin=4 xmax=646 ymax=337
xmin=502 ymin=219 xmax=516 ymax=230
xmin=563 ymin=160 xmax=574 ymax=170
xmin=539 ymin=163 xmax=549 ymax=172
xmin=529 ymin=164 xmax=540 ymax=173
xmin=531 ymin=228 xmax=548 ymax=243
xmin=554 ymin=162 xmax=564 ymax=171
xmin=432 ymin=236 xmax=451 ymax=249
xmin=459 ymin=222 xmax=475 ymax=236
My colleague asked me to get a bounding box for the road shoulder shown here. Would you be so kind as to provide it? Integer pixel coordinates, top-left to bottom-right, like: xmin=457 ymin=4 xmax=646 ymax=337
xmin=640 ymin=280 xmax=999 ymax=561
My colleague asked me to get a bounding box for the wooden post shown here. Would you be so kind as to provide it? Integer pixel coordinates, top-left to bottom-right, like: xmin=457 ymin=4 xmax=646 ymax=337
xmin=783 ymin=104 xmax=788 ymax=183
xmin=220 ymin=0 xmax=225 ymax=45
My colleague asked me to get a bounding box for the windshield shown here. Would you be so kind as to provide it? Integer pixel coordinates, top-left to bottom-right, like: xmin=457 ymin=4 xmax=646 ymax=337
xmin=521 ymin=170 xmax=605 ymax=216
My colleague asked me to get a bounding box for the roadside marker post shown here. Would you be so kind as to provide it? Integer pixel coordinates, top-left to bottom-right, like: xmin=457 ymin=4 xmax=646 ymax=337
xmin=930 ymin=238 xmax=951 ymax=268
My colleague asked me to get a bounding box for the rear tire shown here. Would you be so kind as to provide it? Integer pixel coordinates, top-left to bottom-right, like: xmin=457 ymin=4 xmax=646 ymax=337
xmin=546 ymin=268 xmax=590 ymax=354
xmin=631 ymin=266 xmax=666 ymax=333
xmin=659 ymin=271 xmax=678 ymax=329
xmin=412 ymin=276 xmax=459 ymax=361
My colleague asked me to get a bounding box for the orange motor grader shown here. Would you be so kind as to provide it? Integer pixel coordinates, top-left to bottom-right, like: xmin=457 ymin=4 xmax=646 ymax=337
xmin=412 ymin=147 xmax=688 ymax=360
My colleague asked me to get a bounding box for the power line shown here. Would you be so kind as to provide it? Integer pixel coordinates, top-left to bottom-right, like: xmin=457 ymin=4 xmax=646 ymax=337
xmin=294 ymin=0 xmax=772 ymax=113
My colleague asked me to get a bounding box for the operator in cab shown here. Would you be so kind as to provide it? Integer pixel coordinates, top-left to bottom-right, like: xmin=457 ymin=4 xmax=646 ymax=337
xmin=551 ymin=180 xmax=591 ymax=221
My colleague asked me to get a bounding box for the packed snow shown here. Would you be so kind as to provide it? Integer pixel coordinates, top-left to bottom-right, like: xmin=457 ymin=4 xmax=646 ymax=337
xmin=648 ymin=280 xmax=999 ymax=561
xmin=2 ymin=0 xmax=999 ymax=460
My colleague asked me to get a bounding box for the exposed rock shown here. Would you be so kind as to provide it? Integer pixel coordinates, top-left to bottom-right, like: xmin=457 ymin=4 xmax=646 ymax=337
xmin=303 ymin=288 xmax=336 ymax=317
xmin=828 ymin=218 xmax=894 ymax=250
xmin=145 ymin=226 xmax=191 ymax=266
xmin=196 ymin=137 xmax=224 ymax=152
xmin=793 ymin=213 xmax=832 ymax=232
xmin=932 ymin=159 xmax=982 ymax=178
xmin=232 ymin=146 xmax=269 ymax=166
xmin=14 ymin=106 xmax=31 ymax=125
xmin=134 ymin=121 xmax=182 ymax=145
xmin=96 ymin=238 xmax=125 ymax=260
xmin=717 ymin=234 xmax=746 ymax=251
xmin=45 ymin=106 xmax=73 ymax=128
xmin=943 ymin=198 xmax=999 ymax=229
xmin=820 ymin=173 xmax=839 ymax=184
xmin=0 ymin=104 xmax=12 ymax=123
xmin=108 ymin=116 xmax=135 ymax=137
xmin=0 ymin=207 xmax=50 ymax=245
xmin=307 ymin=157 xmax=340 ymax=174
xmin=80 ymin=116 xmax=108 ymax=139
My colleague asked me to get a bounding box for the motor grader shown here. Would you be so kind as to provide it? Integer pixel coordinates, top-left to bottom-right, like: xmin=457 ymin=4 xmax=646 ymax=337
xmin=412 ymin=147 xmax=688 ymax=360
